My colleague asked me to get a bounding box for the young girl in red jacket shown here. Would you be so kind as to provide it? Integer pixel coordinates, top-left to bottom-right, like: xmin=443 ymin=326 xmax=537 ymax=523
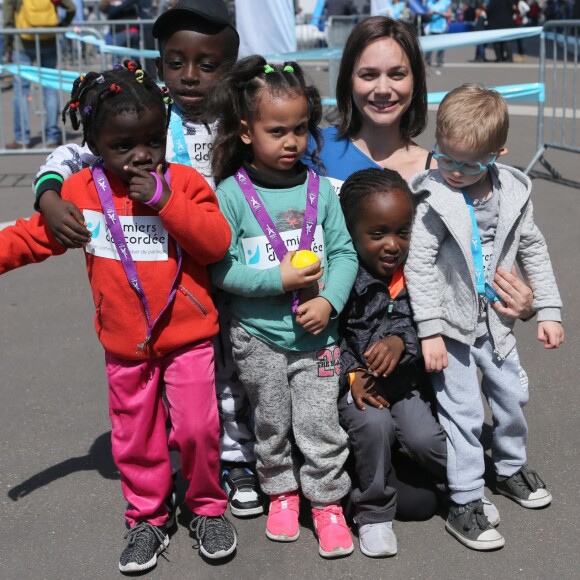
xmin=0 ymin=63 xmax=237 ymax=573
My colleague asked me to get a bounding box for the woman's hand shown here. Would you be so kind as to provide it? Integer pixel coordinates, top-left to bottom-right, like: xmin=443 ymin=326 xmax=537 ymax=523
xmin=39 ymin=190 xmax=91 ymax=248
xmin=491 ymin=266 xmax=534 ymax=319
xmin=280 ymin=251 xmax=322 ymax=292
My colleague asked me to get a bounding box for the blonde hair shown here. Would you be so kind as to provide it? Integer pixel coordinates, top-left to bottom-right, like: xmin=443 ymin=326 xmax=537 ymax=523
xmin=436 ymin=84 xmax=509 ymax=153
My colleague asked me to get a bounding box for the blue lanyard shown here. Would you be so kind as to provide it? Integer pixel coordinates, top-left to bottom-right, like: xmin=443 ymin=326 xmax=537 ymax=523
xmin=461 ymin=189 xmax=500 ymax=302
xmin=169 ymin=107 xmax=192 ymax=167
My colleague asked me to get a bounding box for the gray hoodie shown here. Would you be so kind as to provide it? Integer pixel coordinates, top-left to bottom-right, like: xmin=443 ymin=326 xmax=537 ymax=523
xmin=404 ymin=164 xmax=562 ymax=359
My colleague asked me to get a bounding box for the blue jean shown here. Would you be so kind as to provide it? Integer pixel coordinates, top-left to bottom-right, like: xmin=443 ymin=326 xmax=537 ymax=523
xmin=13 ymin=43 xmax=60 ymax=144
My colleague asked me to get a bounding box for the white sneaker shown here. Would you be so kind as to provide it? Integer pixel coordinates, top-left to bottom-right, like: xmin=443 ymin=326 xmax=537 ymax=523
xmin=482 ymin=496 xmax=500 ymax=527
xmin=358 ymin=521 xmax=397 ymax=558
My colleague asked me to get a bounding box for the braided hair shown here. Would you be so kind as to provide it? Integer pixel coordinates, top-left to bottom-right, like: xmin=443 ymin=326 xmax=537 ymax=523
xmin=207 ymin=55 xmax=323 ymax=185
xmin=339 ymin=167 xmax=415 ymax=233
xmin=62 ymin=60 xmax=173 ymax=146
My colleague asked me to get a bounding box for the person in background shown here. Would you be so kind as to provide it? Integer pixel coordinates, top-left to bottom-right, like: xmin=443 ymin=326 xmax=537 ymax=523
xmin=326 ymin=0 xmax=359 ymax=16
xmin=527 ymin=0 xmax=541 ymax=25
xmin=470 ymin=1 xmax=489 ymax=62
xmin=424 ymin=0 xmax=452 ymax=67
xmin=3 ymin=0 xmax=77 ymax=149
xmin=487 ymin=0 xmax=515 ymax=62
xmin=513 ymin=0 xmax=530 ymax=62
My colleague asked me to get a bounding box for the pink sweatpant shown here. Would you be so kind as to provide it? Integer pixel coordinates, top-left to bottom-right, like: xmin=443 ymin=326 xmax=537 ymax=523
xmin=105 ymin=340 xmax=227 ymax=528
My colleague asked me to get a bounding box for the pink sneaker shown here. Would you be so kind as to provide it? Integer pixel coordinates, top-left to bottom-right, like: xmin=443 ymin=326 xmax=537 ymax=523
xmin=312 ymin=505 xmax=354 ymax=558
xmin=265 ymin=491 xmax=300 ymax=542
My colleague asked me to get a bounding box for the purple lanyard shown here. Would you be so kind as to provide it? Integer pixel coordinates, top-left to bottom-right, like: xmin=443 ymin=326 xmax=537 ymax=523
xmin=91 ymin=161 xmax=182 ymax=353
xmin=233 ymin=166 xmax=319 ymax=313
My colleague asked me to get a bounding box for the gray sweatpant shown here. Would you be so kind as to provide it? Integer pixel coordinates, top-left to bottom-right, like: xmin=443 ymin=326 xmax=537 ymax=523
xmin=230 ymin=322 xmax=350 ymax=506
xmin=431 ymin=334 xmax=529 ymax=505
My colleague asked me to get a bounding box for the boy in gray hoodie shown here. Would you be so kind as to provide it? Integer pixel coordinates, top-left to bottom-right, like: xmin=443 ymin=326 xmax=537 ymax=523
xmin=405 ymin=84 xmax=564 ymax=551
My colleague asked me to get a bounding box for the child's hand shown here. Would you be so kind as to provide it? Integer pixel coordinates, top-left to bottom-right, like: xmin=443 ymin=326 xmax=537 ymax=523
xmin=421 ymin=334 xmax=448 ymax=372
xmin=295 ymin=296 xmax=332 ymax=335
xmin=39 ymin=190 xmax=90 ymax=248
xmin=537 ymin=321 xmax=565 ymax=349
xmin=125 ymin=164 xmax=170 ymax=210
xmin=364 ymin=335 xmax=405 ymax=378
xmin=280 ymin=251 xmax=322 ymax=292
xmin=350 ymin=371 xmax=389 ymax=411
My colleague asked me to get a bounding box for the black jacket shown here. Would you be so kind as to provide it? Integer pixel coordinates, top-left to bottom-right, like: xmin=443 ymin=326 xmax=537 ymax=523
xmin=339 ymin=264 xmax=425 ymax=401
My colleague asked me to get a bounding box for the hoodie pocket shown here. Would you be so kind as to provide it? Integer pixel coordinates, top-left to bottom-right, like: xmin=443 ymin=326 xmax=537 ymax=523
xmin=178 ymin=285 xmax=208 ymax=317
xmin=94 ymin=293 xmax=104 ymax=339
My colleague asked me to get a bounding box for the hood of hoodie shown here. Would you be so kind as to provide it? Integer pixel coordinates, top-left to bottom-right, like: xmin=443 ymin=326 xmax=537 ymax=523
xmin=409 ymin=162 xmax=532 ymax=216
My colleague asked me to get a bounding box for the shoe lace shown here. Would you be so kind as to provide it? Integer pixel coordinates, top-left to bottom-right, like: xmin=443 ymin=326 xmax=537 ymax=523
xmin=189 ymin=514 xmax=237 ymax=543
xmin=123 ymin=522 xmax=166 ymax=546
xmin=458 ymin=502 xmax=489 ymax=533
xmin=513 ymin=466 xmax=546 ymax=493
xmin=312 ymin=505 xmax=345 ymax=529
xmin=270 ymin=493 xmax=300 ymax=514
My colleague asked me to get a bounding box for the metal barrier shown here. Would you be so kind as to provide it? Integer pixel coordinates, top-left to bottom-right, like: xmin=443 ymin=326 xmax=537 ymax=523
xmin=0 ymin=21 xmax=156 ymax=153
xmin=525 ymin=20 xmax=580 ymax=179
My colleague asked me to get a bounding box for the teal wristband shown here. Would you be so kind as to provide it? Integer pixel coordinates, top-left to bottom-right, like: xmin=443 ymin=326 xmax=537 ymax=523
xmin=35 ymin=173 xmax=64 ymax=198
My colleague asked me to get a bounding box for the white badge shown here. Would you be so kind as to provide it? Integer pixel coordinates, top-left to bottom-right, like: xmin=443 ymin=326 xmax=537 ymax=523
xmin=83 ymin=210 xmax=169 ymax=262
xmin=241 ymin=225 xmax=325 ymax=269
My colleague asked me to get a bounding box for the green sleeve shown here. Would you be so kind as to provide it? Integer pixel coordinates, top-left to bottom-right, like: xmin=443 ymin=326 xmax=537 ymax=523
xmin=317 ymin=179 xmax=358 ymax=315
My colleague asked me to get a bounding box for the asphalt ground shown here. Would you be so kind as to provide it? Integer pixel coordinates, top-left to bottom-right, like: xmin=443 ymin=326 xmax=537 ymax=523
xmin=1 ymin=41 xmax=579 ymax=579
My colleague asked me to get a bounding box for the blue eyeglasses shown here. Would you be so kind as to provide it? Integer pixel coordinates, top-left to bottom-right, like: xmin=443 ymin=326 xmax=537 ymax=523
xmin=431 ymin=144 xmax=498 ymax=175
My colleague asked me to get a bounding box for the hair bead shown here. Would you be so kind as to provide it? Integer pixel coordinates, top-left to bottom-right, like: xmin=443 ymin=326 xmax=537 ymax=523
xmin=283 ymin=65 xmax=294 ymax=73
xmin=264 ymin=64 xmax=275 ymax=74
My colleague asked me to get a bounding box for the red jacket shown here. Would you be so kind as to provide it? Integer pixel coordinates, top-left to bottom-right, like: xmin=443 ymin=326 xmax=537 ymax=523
xmin=0 ymin=163 xmax=231 ymax=360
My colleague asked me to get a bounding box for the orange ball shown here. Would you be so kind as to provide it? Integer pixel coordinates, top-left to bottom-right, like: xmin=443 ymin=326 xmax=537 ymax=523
xmin=291 ymin=250 xmax=320 ymax=268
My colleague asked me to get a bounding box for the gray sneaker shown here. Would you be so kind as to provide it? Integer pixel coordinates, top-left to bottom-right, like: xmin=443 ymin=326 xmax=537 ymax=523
xmin=496 ymin=466 xmax=552 ymax=508
xmin=446 ymin=500 xmax=505 ymax=551
xmin=358 ymin=521 xmax=397 ymax=558
xmin=190 ymin=514 xmax=237 ymax=559
xmin=118 ymin=522 xmax=169 ymax=573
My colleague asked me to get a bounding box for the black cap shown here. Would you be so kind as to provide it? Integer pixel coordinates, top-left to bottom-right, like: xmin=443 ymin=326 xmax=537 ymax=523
xmin=153 ymin=0 xmax=237 ymax=40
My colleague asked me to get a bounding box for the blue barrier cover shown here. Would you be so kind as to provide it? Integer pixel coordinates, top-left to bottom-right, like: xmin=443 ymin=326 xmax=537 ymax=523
xmin=321 ymin=82 xmax=545 ymax=107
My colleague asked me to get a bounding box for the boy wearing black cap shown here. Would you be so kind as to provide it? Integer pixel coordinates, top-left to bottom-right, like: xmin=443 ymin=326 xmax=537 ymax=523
xmin=30 ymin=0 xmax=265 ymax=572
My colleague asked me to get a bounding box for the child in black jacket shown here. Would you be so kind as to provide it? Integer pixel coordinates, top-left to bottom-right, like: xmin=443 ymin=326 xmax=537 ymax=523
xmin=338 ymin=168 xmax=447 ymax=558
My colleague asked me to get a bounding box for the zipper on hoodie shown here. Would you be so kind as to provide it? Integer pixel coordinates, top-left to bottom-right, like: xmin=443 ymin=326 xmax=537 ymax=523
xmin=439 ymin=215 xmax=479 ymax=330
xmin=178 ymin=285 xmax=208 ymax=316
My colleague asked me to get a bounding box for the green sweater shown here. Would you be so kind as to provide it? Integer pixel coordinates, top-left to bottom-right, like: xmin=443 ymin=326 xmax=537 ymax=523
xmin=210 ymin=169 xmax=358 ymax=351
